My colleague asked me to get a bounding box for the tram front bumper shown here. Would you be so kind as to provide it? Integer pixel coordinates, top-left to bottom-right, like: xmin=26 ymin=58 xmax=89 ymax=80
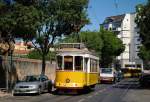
xmin=55 ymin=82 xmax=84 ymax=89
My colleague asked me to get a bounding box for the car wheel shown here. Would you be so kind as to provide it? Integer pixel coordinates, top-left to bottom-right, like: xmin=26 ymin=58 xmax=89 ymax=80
xmin=113 ymin=78 xmax=116 ymax=84
xmin=48 ymin=83 xmax=52 ymax=93
xmin=38 ymin=87 xmax=41 ymax=95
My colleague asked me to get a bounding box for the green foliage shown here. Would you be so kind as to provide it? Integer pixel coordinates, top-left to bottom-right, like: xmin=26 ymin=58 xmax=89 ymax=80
xmin=27 ymin=50 xmax=56 ymax=61
xmin=80 ymin=31 xmax=103 ymax=56
xmin=100 ymin=28 xmax=125 ymax=67
xmin=138 ymin=46 xmax=150 ymax=69
xmin=0 ymin=1 xmax=16 ymax=36
xmin=138 ymin=46 xmax=150 ymax=60
xmin=135 ymin=1 xmax=150 ymax=69
xmin=135 ymin=1 xmax=150 ymax=49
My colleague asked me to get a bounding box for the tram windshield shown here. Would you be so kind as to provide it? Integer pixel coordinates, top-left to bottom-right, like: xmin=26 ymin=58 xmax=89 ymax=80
xmin=57 ymin=55 xmax=84 ymax=71
xmin=64 ymin=56 xmax=73 ymax=70
xmin=75 ymin=56 xmax=83 ymax=70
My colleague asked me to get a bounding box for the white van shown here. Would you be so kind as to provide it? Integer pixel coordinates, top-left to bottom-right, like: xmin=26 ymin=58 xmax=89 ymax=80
xmin=100 ymin=68 xmax=116 ymax=83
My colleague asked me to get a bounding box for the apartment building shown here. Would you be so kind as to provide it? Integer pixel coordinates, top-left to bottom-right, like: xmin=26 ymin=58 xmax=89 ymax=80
xmin=101 ymin=13 xmax=143 ymax=69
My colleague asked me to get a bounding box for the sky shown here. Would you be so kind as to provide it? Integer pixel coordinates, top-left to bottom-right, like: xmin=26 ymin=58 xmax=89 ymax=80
xmin=82 ymin=0 xmax=147 ymax=31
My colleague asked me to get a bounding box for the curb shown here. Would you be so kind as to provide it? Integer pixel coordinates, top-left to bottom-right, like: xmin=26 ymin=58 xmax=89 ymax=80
xmin=0 ymin=92 xmax=11 ymax=98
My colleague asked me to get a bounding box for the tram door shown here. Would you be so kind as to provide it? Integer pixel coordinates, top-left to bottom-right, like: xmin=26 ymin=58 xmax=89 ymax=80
xmin=84 ymin=58 xmax=89 ymax=85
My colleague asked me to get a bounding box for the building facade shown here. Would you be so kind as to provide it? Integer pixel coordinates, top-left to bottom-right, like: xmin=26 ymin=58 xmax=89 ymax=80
xmin=14 ymin=40 xmax=33 ymax=56
xmin=101 ymin=13 xmax=143 ymax=69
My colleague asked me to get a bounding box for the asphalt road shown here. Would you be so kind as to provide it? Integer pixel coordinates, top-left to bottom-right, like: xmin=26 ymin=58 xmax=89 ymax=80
xmin=0 ymin=78 xmax=147 ymax=102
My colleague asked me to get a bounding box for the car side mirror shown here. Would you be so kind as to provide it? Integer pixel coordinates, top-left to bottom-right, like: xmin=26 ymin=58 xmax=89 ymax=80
xmin=41 ymin=78 xmax=46 ymax=82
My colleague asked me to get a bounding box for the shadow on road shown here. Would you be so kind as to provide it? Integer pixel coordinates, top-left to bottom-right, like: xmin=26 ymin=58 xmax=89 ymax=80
xmin=113 ymin=78 xmax=150 ymax=90
xmin=51 ymin=88 xmax=94 ymax=96
xmin=113 ymin=78 xmax=139 ymax=89
xmin=13 ymin=93 xmax=40 ymax=96
xmin=13 ymin=91 xmax=51 ymax=96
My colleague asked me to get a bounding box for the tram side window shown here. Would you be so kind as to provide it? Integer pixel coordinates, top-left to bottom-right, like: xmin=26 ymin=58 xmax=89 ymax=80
xmin=84 ymin=58 xmax=88 ymax=72
xmin=75 ymin=56 xmax=83 ymax=70
xmin=90 ymin=59 xmax=97 ymax=72
xmin=57 ymin=56 xmax=62 ymax=70
xmin=90 ymin=59 xmax=94 ymax=72
xmin=94 ymin=60 xmax=98 ymax=72
xmin=64 ymin=56 xmax=73 ymax=70
xmin=93 ymin=60 xmax=97 ymax=72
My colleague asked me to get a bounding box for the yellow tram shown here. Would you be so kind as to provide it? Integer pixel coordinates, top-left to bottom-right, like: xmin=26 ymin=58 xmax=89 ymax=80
xmin=55 ymin=43 xmax=99 ymax=90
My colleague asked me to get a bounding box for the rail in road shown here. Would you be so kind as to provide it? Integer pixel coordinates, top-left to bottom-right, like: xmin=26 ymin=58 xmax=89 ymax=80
xmin=0 ymin=78 xmax=140 ymax=102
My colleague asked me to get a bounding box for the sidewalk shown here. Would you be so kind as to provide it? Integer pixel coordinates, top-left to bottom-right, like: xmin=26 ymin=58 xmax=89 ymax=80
xmin=0 ymin=91 xmax=11 ymax=98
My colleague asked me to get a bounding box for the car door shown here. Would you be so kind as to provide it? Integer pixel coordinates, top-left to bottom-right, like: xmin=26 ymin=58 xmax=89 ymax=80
xmin=41 ymin=76 xmax=49 ymax=90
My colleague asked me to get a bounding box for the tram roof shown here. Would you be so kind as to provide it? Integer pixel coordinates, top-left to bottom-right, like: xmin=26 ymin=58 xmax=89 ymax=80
xmin=56 ymin=43 xmax=99 ymax=58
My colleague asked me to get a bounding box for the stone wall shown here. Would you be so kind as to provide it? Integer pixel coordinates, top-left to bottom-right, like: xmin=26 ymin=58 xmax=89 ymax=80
xmin=0 ymin=57 xmax=56 ymax=88
xmin=14 ymin=58 xmax=56 ymax=80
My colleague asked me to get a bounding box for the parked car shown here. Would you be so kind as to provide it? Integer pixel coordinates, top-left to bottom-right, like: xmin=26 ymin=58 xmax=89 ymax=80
xmin=12 ymin=75 xmax=52 ymax=96
xmin=100 ymin=68 xmax=117 ymax=83
xmin=116 ymin=70 xmax=124 ymax=81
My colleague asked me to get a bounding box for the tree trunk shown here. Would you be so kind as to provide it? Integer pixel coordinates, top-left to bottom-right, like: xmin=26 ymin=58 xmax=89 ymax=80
xmin=41 ymin=54 xmax=46 ymax=75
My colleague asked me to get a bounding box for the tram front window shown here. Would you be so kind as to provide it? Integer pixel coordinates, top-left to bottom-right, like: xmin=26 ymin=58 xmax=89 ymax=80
xmin=75 ymin=56 xmax=83 ymax=70
xmin=64 ymin=56 xmax=73 ymax=70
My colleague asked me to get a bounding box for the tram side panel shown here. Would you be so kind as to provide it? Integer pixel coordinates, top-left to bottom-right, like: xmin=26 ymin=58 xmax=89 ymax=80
xmin=86 ymin=59 xmax=99 ymax=87
xmin=86 ymin=72 xmax=99 ymax=87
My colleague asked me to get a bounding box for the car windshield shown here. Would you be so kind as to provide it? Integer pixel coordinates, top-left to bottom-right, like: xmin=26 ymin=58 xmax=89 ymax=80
xmin=23 ymin=75 xmax=40 ymax=82
xmin=101 ymin=68 xmax=113 ymax=74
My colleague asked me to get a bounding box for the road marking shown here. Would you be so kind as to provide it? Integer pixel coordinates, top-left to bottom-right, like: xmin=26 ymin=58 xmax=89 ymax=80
xmin=78 ymin=98 xmax=85 ymax=102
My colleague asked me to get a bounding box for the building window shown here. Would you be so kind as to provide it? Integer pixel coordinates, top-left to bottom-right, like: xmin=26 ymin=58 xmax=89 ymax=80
xmin=137 ymin=38 xmax=141 ymax=41
xmin=137 ymin=46 xmax=141 ymax=49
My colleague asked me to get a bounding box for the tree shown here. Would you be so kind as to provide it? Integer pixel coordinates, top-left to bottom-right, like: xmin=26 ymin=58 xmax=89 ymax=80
xmin=8 ymin=0 xmax=89 ymax=75
xmin=138 ymin=46 xmax=150 ymax=69
xmin=0 ymin=0 xmax=16 ymax=92
xmin=100 ymin=28 xmax=125 ymax=68
xmin=135 ymin=1 xmax=150 ymax=69
xmin=0 ymin=0 xmax=15 ymax=55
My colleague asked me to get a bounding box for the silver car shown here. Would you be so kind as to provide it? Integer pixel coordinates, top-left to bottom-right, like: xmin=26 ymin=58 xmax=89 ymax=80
xmin=12 ymin=75 xmax=52 ymax=96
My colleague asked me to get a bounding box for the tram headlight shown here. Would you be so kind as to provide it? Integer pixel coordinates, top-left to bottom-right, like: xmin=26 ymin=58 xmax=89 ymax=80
xmin=66 ymin=78 xmax=70 ymax=83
